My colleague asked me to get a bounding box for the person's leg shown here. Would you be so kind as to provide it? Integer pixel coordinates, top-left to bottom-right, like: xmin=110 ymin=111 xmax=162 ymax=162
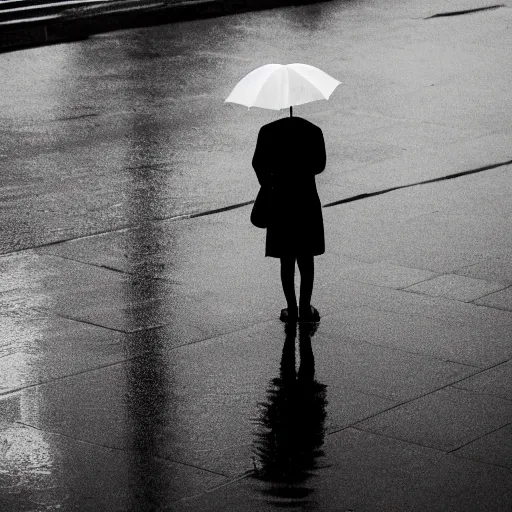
xmin=280 ymin=256 xmax=297 ymax=316
xmin=297 ymin=255 xmax=314 ymax=316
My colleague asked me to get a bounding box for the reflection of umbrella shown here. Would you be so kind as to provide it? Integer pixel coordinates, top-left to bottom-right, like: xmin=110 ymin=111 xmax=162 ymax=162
xmin=225 ymin=63 xmax=341 ymax=116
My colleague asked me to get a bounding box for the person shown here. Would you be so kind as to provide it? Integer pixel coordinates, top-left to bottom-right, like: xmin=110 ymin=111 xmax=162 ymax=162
xmin=252 ymin=113 xmax=326 ymax=322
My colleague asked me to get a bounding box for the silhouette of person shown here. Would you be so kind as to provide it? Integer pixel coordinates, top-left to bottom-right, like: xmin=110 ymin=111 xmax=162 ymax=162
xmin=252 ymin=114 xmax=326 ymax=322
xmin=252 ymin=322 xmax=327 ymax=506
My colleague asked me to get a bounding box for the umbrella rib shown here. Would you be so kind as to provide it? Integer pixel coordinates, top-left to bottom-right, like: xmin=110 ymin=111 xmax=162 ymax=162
xmin=286 ymin=67 xmax=328 ymax=105
xmin=288 ymin=65 xmax=340 ymax=100
xmin=252 ymin=68 xmax=281 ymax=110
xmin=251 ymin=80 xmax=273 ymax=110
xmin=283 ymin=67 xmax=290 ymax=109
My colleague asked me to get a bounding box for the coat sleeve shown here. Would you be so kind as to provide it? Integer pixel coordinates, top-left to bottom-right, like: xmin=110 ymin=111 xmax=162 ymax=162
xmin=313 ymin=127 xmax=326 ymax=176
xmin=251 ymin=126 xmax=271 ymax=186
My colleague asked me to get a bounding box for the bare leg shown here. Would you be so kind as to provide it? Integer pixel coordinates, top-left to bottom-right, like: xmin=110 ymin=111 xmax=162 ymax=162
xmin=297 ymin=255 xmax=314 ymax=316
xmin=280 ymin=257 xmax=297 ymax=314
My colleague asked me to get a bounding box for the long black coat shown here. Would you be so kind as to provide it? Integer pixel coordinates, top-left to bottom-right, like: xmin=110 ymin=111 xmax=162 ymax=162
xmin=252 ymin=116 xmax=326 ymax=258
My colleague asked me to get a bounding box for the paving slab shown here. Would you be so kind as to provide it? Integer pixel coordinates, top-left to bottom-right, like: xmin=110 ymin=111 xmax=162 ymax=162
xmin=452 ymin=360 xmax=512 ymax=400
xmin=356 ymin=386 xmax=512 ymax=451
xmin=0 ymin=251 xmax=212 ymax=334
xmin=2 ymin=240 xmax=283 ymax=335
xmin=358 ymin=119 xmax=479 ymax=151
xmin=404 ymin=273 xmax=508 ymax=302
xmin=0 ymin=321 xmax=404 ymax=480
xmin=452 ymin=424 xmax=512 ymax=470
xmin=36 ymin=217 xmax=278 ymax=308
xmin=0 ymin=251 xmax=174 ymax=300
xmin=35 ymin=218 xmax=286 ymax=333
xmin=324 ymin=189 xmax=510 ymax=273
xmin=176 ymin=428 xmax=512 ymax=512
xmin=338 ymin=130 xmax=512 ymax=195
xmin=0 ymin=315 xmax=128 ymax=395
xmin=0 ymin=322 xmax=301 ymax=478
xmin=1 ymin=0 xmax=512 ymax=510
xmin=456 ymin=252 xmax=512 ymax=285
xmin=319 ymin=303 xmax=512 ymax=367
xmin=0 ymin=313 xmax=487 ymax=499
xmin=474 ymin=286 xmax=512 ymax=311
xmin=316 ymin=276 xmax=512 ymax=329
xmin=37 ymin=216 xmax=262 ymax=282
xmin=322 ymin=167 xmax=512 ymax=274
xmin=322 ymin=384 xmax=395 ymax=432
xmin=0 ymin=422 xmax=227 ymax=512
xmin=328 ymin=208 xmax=511 ymax=273
xmin=2 ymin=1 xmax=512 ymax=254
xmin=316 ymin=259 xmax=437 ymax=289
xmin=311 ymin=323 xmax=476 ymax=401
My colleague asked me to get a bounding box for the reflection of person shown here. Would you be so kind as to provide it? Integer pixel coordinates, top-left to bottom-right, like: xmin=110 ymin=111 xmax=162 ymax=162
xmin=252 ymin=322 xmax=327 ymax=505
xmin=252 ymin=116 xmax=326 ymax=323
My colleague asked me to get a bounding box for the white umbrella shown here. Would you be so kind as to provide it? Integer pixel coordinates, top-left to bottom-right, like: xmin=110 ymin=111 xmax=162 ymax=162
xmin=225 ymin=63 xmax=341 ymax=116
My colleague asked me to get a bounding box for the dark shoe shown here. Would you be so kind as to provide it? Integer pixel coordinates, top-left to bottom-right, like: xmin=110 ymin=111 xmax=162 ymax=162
xmin=280 ymin=308 xmax=298 ymax=322
xmin=299 ymin=305 xmax=320 ymax=323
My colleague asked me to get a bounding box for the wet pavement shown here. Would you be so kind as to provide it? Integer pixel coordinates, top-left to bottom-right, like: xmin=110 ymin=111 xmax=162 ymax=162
xmin=1 ymin=0 xmax=512 ymax=510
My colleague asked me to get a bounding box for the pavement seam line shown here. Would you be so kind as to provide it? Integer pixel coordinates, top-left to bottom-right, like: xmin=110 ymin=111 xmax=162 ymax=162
xmin=398 ymin=284 xmax=512 ymax=308
xmin=320 ymin=303 xmax=493 ymax=366
xmin=445 ymin=383 xmax=512 ymax=403
xmin=12 ymin=420 xmax=230 ymax=478
xmin=0 ymin=201 xmax=254 ymax=256
xmin=467 ymin=302 xmax=512 ymax=314
xmin=34 ymin=251 xmax=131 ymax=275
xmin=149 ymin=315 xmax=297 ymax=354
xmin=347 ymin=426 xmax=449 ymax=453
xmin=425 ymin=4 xmax=505 ymax=18
xmin=0 ymin=319 xmax=278 ymax=397
xmin=326 ymin=273 xmax=472 ymax=301
xmin=449 ymin=361 xmax=512 ymax=400
xmin=323 ymin=158 xmax=512 ymax=208
xmin=27 ymin=287 xmax=177 ymax=333
xmin=3 ymin=159 xmax=511 ymax=257
xmin=171 ymin=471 xmax=255 ymax=504
xmin=341 ymin=360 xmax=508 ymax=430
xmin=47 ymin=308 xmax=168 ymax=334
xmin=319 ymin=315 xmax=483 ymax=367
xmin=42 ymin=311 xmax=130 ymax=333
xmin=347 ymin=425 xmax=512 ymax=468
xmin=0 ymin=356 xmax=141 ymax=397
xmin=396 ymin=273 xmax=445 ymax=290
xmin=334 ymin=275 xmax=441 ymax=294
xmin=37 ymin=251 xmax=177 ymax=282
xmin=449 ymin=451 xmax=512 ymax=471
xmin=469 ymin=283 xmax=512 ymax=303
xmin=447 ymin=422 xmax=512 ymax=454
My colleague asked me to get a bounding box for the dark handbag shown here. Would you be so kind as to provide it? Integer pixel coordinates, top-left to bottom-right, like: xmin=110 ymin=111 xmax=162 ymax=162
xmin=250 ymin=185 xmax=272 ymax=228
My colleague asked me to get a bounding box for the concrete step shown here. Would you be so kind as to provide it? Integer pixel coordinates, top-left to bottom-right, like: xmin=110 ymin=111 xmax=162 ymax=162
xmin=0 ymin=0 xmax=105 ymax=8
xmin=0 ymin=0 xmax=308 ymax=52
xmin=0 ymin=0 xmax=112 ymax=22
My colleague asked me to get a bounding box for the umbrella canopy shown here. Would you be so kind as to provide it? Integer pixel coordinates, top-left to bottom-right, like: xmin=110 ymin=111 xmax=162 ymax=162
xmin=225 ymin=63 xmax=341 ymax=111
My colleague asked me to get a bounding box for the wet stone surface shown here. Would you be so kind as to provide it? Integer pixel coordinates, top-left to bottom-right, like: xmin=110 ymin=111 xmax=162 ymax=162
xmin=0 ymin=316 xmax=127 ymax=395
xmin=176 ymin=428 xmax=512 ymax=512
xmin=0 ymin=422 xmax=227 ymax=512
xmin=1 ymin=0 xmax=512 ymax=509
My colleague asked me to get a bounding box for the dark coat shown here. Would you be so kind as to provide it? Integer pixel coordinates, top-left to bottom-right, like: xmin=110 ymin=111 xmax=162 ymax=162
xmin=252 ymin=116 xmax=326 ymax=258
